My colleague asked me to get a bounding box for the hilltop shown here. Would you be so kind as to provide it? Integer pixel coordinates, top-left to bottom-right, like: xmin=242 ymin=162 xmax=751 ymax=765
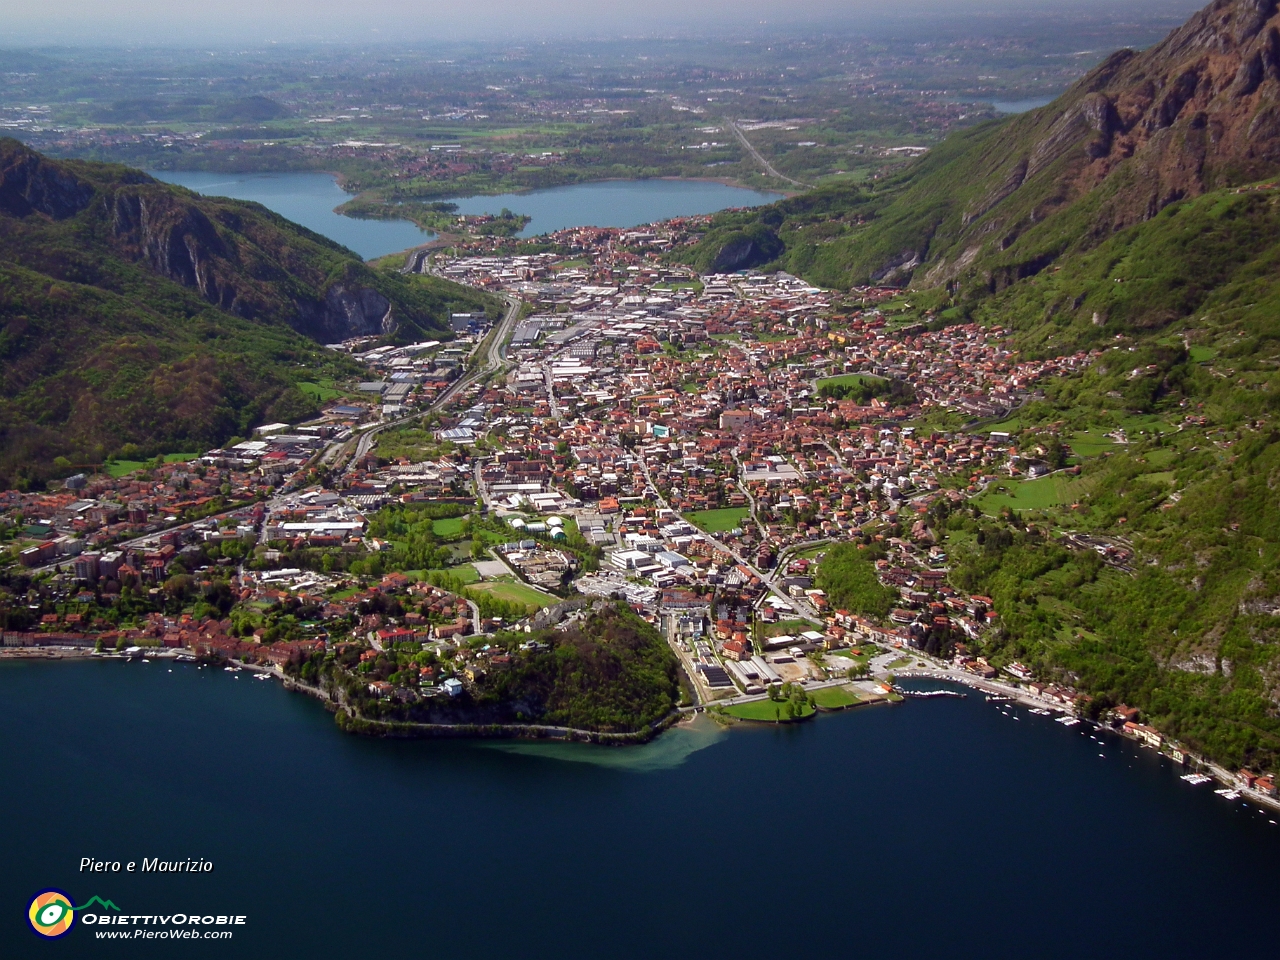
xmin=0 ymin=140 xmax=494 ymax=487
xmin=681 ymin=0 xmax=1280 ymax=299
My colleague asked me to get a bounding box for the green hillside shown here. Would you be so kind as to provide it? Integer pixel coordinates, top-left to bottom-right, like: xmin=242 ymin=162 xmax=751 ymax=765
xmin=0 ymin=139 xmax=498 ymax=487
xmin=733 ymin=0 xmax=1280 ymax=769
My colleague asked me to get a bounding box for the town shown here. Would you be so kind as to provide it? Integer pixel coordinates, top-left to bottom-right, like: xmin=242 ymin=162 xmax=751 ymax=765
xmin=1 ymin=214 xmax=1274 ymax=808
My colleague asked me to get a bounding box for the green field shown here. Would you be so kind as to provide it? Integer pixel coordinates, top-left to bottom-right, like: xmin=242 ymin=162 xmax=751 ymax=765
xmin=976 ymin=473 xmax=1088 ymax=515
xmin=105 ymin=452 xmax=200 ymax=478
xmin=298 ymin=381 xmax=345 ymax=402
xmin=760 ymin=619 xmax=821 ymax=638
xmin=465 ymin=578 xmax=553 ymax=609
xmin=1188 ymin=345 xmax=1220 ymax=362
xmin=815 ymin=373 xmax=885 ymax=391
xmin=413 ymin=564 xmax=480 ymax=585
xmin=1068 ymin=430 xmax=1117 ymax=457
xmin=685 ymin=507 xmax=750 ymax=533
xmin=810 ymin=686 xmax=861 ymax=709
xmin=724 ymin=699 xmax=816 ymax=722
xmin=432 ymin=517 xmax=467 ymax=537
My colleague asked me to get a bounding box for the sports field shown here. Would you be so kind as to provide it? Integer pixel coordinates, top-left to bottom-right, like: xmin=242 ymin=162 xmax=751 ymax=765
xmin=685 ymin=507 xmax=749 ymax=533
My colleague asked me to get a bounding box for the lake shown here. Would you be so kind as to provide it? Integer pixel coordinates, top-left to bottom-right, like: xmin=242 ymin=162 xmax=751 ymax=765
xmin=153 ymin=171 xmax=781 ymax=260
xmin=990 ymin=97 xmax=1056 ymax=114
xmin=5 ymin=659 xmax=1276 ymax=958
xmin=444 ymin=179 xmax=783 ymax=239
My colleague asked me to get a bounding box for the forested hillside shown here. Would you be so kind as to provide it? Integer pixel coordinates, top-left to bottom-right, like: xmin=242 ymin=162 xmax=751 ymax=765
xmin=0 ymin=140 xmax=495 ymax=486
xmin=764 ymin=0 xmax=1280 ymax=768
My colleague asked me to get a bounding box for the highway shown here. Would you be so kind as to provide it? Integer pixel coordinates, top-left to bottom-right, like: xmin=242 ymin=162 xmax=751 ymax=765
xmin=729 ymin=121 xmax=810 ymax=189
xmin=333 ymin=292 xmax=523 ymax=477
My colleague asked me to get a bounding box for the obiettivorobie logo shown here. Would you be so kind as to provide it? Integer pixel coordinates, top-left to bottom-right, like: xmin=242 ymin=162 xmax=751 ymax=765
xmin=27 ymin=890 xmax=246 ymax=941
xmin=27 ymin=890 xmax=119 ymax=939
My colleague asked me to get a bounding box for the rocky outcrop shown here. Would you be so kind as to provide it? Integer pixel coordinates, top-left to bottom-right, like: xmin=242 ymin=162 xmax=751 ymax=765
xmin=108 ymin=188 xmax=243 ymax=314
xmin=295 ymin=285 xmax=396 ymax=342
xmin=105 ymin=182 xmax=399 ymax=340
xmin=0 ymin=144 xmax=95 ymax=220
xmin=902 ymin=0 xmax=1280 ymax=288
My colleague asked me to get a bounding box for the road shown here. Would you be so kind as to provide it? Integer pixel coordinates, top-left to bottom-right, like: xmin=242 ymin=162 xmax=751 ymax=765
xmin=635 ymin=455 xmax=816 ymax=619
xmin=334 ymin=293 xmax=523 ymax=477
xmin=730 ymin=121 xmax=810 ymax=189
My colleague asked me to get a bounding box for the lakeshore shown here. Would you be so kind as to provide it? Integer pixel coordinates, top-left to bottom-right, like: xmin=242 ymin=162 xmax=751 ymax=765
xmin=5 ymin=642 xmax=1277 ymax=816
xmin=6 ymin=655 xmax=1279 ymax=960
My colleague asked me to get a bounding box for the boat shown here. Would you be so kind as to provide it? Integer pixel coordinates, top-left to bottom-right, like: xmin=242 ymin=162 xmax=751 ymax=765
xmin=1029 ymin=708 xmax=1050 ymax=716
xmin=1055 ymin=716 xmax=1080 ymax=726
xmin=1214 ymin=788 xmax=1241 ymax=799
xmin=254 ymin=673 xmax=271 ymax=681
xmin=1180 ymin=774 xmax=1213 ymax=785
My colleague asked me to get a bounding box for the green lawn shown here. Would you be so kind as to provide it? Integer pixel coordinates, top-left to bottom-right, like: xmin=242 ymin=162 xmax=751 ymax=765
xmin=464 ymin=578 xmax=552 ymax=609
xmin=298 ymin=381 xmax=345 ymax=402
xmin=105 ymin=452 xmax=200 ymax=478
xmin=1189 ymin=345 xmax=1219 ymax=362
xmin=884 ymin=656 xmax=913 ymax=670
xmin=432 ymin=517 xmax=467 ymax=537
xmin=724 ymin=699 xmax=816 ymax=722
xmin=412 ymin=564 xmax=480 ymax=585
xmin=760 ymin=619 xmax=821 ymax=637
xmin=811 ymin=686 xmax=861 ymax=709
xmin=816 ymin=373 xmax=885 ymax=391
xmin=1068 ymin=430 xmax=1117 ymax=457
xmin=976 ymin=473 xmax=1085 ymax=514
xmin=984 ymin=417 xmax=1025 ymax=434
xmin=685 ymin=506 xmax=750 ymax=533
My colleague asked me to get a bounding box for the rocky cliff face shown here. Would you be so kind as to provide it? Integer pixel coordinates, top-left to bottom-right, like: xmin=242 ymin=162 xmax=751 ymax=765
xmin=811 ymin=0 xmax=1280 ymax=290
xmin=296 ymin=285 xmax=395 ymax=342
xmin=0 ymin=139 xmax=414 ymax=343
xmin=1042 ymin=0 xmax=1280 ymax=215
xmin=0 ymin=146 xmax=96 ymax=220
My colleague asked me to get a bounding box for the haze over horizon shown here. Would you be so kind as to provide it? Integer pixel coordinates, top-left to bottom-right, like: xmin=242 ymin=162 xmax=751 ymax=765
xmin=1 ymin=0 xmax=1204 ymax=46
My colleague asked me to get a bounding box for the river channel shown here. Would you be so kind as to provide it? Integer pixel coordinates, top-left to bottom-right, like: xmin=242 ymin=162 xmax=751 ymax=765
xmin=4 ymin=659 xmax=1277 ymax=958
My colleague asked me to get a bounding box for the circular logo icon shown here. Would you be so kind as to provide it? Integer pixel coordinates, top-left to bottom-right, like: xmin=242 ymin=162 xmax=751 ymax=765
xmin=28 ymin=890 xmax=76 ymax=939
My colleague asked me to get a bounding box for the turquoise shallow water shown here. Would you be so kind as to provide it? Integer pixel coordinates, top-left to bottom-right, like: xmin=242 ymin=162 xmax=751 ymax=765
xmin=152 ymin=171 xmax=781 ymax=258
xmin=4 ymin=660 xmax=1277 ymax=958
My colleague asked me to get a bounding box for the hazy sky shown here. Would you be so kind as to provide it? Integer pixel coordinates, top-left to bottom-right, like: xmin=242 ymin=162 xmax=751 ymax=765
xmin=0 ymin=0 xmax=1201 ymax=45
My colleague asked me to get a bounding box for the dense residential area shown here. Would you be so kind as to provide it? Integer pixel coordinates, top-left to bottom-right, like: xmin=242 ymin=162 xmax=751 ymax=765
xmin=1 ymin=208 xmax=1275 ymax=807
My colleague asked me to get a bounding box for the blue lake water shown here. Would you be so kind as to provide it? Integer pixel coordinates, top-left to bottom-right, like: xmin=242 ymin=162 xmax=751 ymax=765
xmin=153 ymin=171 xmax=781 ymax=259
xmin=443 ymin=179 xmax=783 ymax=238
xmin=153 ymin=171 xmax=436 ymax=261
xmin=991 ymin=97 xmax=1056 ymax=114
xmin=5 ymin=660 xmax=1276 ymax=958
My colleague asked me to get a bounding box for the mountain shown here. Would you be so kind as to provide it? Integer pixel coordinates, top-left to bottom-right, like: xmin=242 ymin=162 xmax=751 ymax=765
xmin=0 ymin=140 xmax=495 ymax=488
xmin=683 ymin=0 xmax=1280 ymax=300
xmin=678 ymin=0 xmax=1280 ymax=769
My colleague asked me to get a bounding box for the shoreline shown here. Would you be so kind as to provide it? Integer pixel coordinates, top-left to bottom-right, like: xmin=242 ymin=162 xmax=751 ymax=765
xmin=8 ymin=645 xmax=1279 ymax=810
xmin=271 ymin=662 xmax=682 ymax=746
